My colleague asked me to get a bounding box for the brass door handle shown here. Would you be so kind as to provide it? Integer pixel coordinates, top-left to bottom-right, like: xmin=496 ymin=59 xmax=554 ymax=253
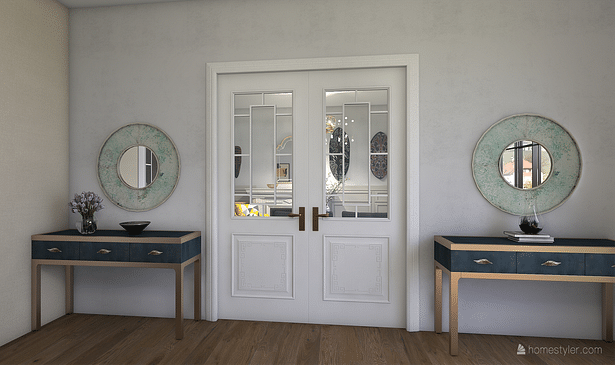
xmin=312 ymin=207 xmax=329 ymax=231
xmin=288 ymin=207 xmax=305 ymax=231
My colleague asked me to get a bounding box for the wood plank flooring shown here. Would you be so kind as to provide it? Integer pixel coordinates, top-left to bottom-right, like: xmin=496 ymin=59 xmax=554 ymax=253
xmin=0 ymin=314 xmax=613 ymax=364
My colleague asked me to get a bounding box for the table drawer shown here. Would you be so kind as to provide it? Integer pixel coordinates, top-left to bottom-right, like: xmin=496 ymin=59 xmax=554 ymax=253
xmin=80 ymin=242 xmax=129 ymax=262
xmin=32 ymin=241 xmax=79 ymax=260
xmin=585 ymin=254 xmax=615 ymax=277
xmin=130 ymin=243 xmax=181 ymax=263
xmin=517 ymin=252 xmax=584 ymax=275
xmin=451 ymin=251 xmax=517 ymax=273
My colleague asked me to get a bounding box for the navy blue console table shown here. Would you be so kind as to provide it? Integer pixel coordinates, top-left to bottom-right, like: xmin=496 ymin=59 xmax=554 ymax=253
xmin=32 ymin=230 xmax=201 ymax=340
xmin=434 ymin=235 xmax=615 ymax=355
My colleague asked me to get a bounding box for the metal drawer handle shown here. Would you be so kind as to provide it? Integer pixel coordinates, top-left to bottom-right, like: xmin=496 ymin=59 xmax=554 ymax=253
xmin=148 ymin=250 xmax=163 ymax=256
xmin=612 ymin=264 xmax=615 ymax=268
xmin=541 ymin=260 xmax=561 ymax=267
xmin=47 ymin=248 xmax=62 ymax=253
xmin=97 ymin=249 xmax=112 ymax=255
xmin=473 ymin=259 xmax=493 ymax=265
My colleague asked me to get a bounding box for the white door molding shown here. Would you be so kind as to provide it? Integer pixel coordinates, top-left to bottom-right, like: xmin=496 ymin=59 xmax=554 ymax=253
xmin=205 ymin=55 xmax=419 ymax=331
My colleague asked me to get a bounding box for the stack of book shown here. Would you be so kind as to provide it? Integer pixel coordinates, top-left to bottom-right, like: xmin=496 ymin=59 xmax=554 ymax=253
xmin=504 ymin=231 xmax=554 ymax=243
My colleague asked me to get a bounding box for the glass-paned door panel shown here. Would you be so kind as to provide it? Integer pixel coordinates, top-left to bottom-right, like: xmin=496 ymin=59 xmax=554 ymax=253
xmin=325 ymin=89 xmax=389 ymax=218
xmin=233 ymin=92 xmax=293 ymax=217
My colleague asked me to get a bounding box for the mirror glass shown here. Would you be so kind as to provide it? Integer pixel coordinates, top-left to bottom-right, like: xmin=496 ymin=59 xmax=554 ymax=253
xmin=118 ymin=146 xmax=159 ymax=189
xmin=499 ymin=140 xmax=552 ymax=189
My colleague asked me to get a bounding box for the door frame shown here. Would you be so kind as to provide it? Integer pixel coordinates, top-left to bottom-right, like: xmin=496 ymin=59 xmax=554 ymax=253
xmin=205 ymin=55 xmax=419 ymax=331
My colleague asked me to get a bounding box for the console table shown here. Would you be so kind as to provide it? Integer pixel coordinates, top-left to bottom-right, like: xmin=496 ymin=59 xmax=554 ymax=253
xmin=32 ymin=230 xmax=201 ymax=340
xmin=434 ymin=235 xmax=615 ymax=355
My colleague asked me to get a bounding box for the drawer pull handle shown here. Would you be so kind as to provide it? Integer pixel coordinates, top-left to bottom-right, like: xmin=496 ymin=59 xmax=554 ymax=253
xmin=541 ymin=260 xmax=561 ymax=267
xmin=47 ymin=248 xmax=62 ymax=253
xmin=97 ymin=249 xmax=112 ymax=255
xmin=612 ymin=265 xmax=615 ymax=268
xmin=148 ymin=250 xmax=163 ymax=256
xmin=474 ymin=259 xmax=493 ymax=265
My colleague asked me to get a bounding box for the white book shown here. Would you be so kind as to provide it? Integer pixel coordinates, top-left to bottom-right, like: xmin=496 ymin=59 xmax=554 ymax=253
xmin=504 ymin=230 xmax=552 ymax=238
xmin=507 ymin=236 xmax=554 ymax=243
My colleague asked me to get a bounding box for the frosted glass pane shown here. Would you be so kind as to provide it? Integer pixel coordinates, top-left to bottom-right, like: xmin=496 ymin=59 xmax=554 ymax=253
xmin=234 ymin=94 xmax=261 ymax=115
xmin=234 ymin=158 xmax=250 ymax=190
xmin=251 ymin=106 xmax=275 ymax=190
xmin=265 ymin=92 xmax=292 ymax=113
xmin=357 ymin=89 xmax=388 ymax=112
xmin=276 ymin=115 xmax=293 ymax=154
xmin=371 ymin=113 xmax=388 ymax=136
xmin=343 ymin=103 xmax=369 ymax=202
xmin=234 ymin=116 xmax=250 ymax=153
xmin=326 ymin=90 xmax=355 ymax=108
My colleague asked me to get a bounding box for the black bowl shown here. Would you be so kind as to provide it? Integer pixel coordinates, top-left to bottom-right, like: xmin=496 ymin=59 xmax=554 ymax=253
xmin=120 ymin=221 xmax=150 ymax=235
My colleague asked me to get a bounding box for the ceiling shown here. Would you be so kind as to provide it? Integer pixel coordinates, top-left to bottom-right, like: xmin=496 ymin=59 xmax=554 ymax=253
xmin=56 ymin=0 xmax=188 ymax=8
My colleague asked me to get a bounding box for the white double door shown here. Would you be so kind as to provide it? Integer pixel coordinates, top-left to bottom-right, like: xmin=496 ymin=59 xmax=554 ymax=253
xmin=217 ymin=66 xmax=407 ymax=327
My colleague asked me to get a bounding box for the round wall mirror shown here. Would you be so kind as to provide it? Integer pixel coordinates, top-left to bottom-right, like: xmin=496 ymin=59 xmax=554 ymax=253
xmin=98 ymin=123 xmax=180 ymax=211
xmin=118 ymin=145 xmax=159 ymax=189
xmin=472 ymin=114 xmax=581 ymax=215
xmin=499 ymin=140 xmax=552 ymax=190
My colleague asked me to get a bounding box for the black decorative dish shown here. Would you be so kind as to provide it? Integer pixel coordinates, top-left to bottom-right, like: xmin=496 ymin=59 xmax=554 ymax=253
xmin=119 ymin=221 xmax=150 ymax=235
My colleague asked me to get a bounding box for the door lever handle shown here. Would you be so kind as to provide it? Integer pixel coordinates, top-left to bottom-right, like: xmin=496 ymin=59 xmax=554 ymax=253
xmin=288 ymin=207 xmax=305 ymax=231
xmin=312 ymin=207 xmax=329 ymax=231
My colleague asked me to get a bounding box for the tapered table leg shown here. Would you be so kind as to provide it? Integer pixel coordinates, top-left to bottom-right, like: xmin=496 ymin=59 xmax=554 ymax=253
xmin=65 ymin=266 xmax=74 ymax=314
xmin=194 ymin=257 xmax=201 ymax=321
xmin=175 ymin=265 xmax=184 ymax=340
xmin=449 ymin=272 xmax=461 ymax=356
xmin=435 ymin=263 xmax=442 ymax=334
xmin=603 ymin=283 xmax=613 ymax=342
xmin=31 ymin=262 xmax=41 ymax=331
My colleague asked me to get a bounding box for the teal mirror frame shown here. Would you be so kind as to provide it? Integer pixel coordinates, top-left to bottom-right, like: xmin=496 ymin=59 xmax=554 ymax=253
xmin=98 ymin=123 xmax=180 ymax=211
xmin=472 ymin=114 xmax=581 ymax=215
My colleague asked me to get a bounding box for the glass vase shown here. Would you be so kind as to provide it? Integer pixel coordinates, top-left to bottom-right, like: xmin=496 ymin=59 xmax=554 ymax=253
xmin=77 ymin=215 xmax=97 ymax=235
xmin=519 ymin=202 xmax=543 ymax=234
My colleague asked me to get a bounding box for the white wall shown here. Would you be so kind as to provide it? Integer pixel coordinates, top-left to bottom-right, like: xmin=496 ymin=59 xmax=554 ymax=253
xmin=0 ymin=0 xmax=69 ymax=347
xmin=68 ymin=0 xmax=615 ymax=339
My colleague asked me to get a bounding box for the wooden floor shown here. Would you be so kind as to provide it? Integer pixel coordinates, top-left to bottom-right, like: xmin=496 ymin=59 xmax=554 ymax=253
xmin=0 ymin=314 xmax=613 ymax=364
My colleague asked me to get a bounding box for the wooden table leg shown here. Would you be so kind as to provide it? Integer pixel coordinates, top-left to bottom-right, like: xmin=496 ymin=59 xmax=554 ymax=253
xmin=194 ymin=257 xmax=201 ymax=321
xmin=603 ymin=283 xmax=613 ymax=342
xmin=31 ymin=262 xmax=41 ymax=331
xmin=449 ymin=272 xmax=461 ymax=356
xmin=435 ymin=263 xmax=442 ymax=334
xmin=65 ymin=266 xmax=74 ymax=314
xmin=175 ymin=264 xmax=185 ymax=340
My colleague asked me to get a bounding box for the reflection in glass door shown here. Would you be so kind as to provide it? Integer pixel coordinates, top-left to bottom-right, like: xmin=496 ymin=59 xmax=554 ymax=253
xmin=233 ymin=92 xmax=293 ymax=217
xmin=324 ymin=89 xmax=390 ymax=218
